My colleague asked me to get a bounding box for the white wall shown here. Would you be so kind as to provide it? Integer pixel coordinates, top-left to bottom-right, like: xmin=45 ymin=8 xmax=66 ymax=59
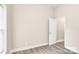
xmin=11 ymin=5 xmax=54 ymax=51
xmin=55 ymin=5 xmax=79 ymax=53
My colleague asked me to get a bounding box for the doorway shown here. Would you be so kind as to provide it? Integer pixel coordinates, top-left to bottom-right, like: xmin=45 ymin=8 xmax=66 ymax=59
xmin=48 ymin=16 xmax=65 ymax=47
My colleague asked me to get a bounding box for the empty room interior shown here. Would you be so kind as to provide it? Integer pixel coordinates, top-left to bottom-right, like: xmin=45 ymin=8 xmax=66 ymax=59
xmin=0 ymin=4 xmax=79 ymax=54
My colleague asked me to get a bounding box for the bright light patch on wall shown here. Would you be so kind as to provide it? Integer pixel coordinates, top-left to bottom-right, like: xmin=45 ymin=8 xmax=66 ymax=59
xmin=61 ymin=16 xmax=66 ymax=24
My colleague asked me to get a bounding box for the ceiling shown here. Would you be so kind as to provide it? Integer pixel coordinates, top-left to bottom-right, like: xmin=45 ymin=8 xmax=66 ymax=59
xmin=50 ymin=4 xmax=59 ymax=7
xmin=47 ymin=4 xmax=61 ymax=8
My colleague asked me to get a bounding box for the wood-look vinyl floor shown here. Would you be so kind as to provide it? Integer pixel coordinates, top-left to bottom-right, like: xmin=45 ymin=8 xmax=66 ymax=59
xmin=13 ymin=42 xmax=77 ymax=54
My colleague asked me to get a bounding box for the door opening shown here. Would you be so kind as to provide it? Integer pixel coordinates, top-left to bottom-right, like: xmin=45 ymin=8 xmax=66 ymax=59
xmin=48 ymin=16 xmax=65 ymax=47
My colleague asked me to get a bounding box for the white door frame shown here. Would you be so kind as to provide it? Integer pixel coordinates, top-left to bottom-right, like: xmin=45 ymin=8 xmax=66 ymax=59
xmin=0 ymin=4 xmax=7 ymax=54
xmin=48 ymin=17 xmax=57 ymax=45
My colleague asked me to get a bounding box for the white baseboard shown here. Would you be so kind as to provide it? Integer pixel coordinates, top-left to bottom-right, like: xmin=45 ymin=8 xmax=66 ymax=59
xmin=56 ymin=39 xmax=64 ymax=43
xmin=9 ymin=39 xmax=64 ymax=54
xmin=48 ymin=39 xmax=64 ymax=46
xmin=65 ymin=46 xmax=79 ymax=53
xmin=9 ymin=43 xmax=48 ymax=54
